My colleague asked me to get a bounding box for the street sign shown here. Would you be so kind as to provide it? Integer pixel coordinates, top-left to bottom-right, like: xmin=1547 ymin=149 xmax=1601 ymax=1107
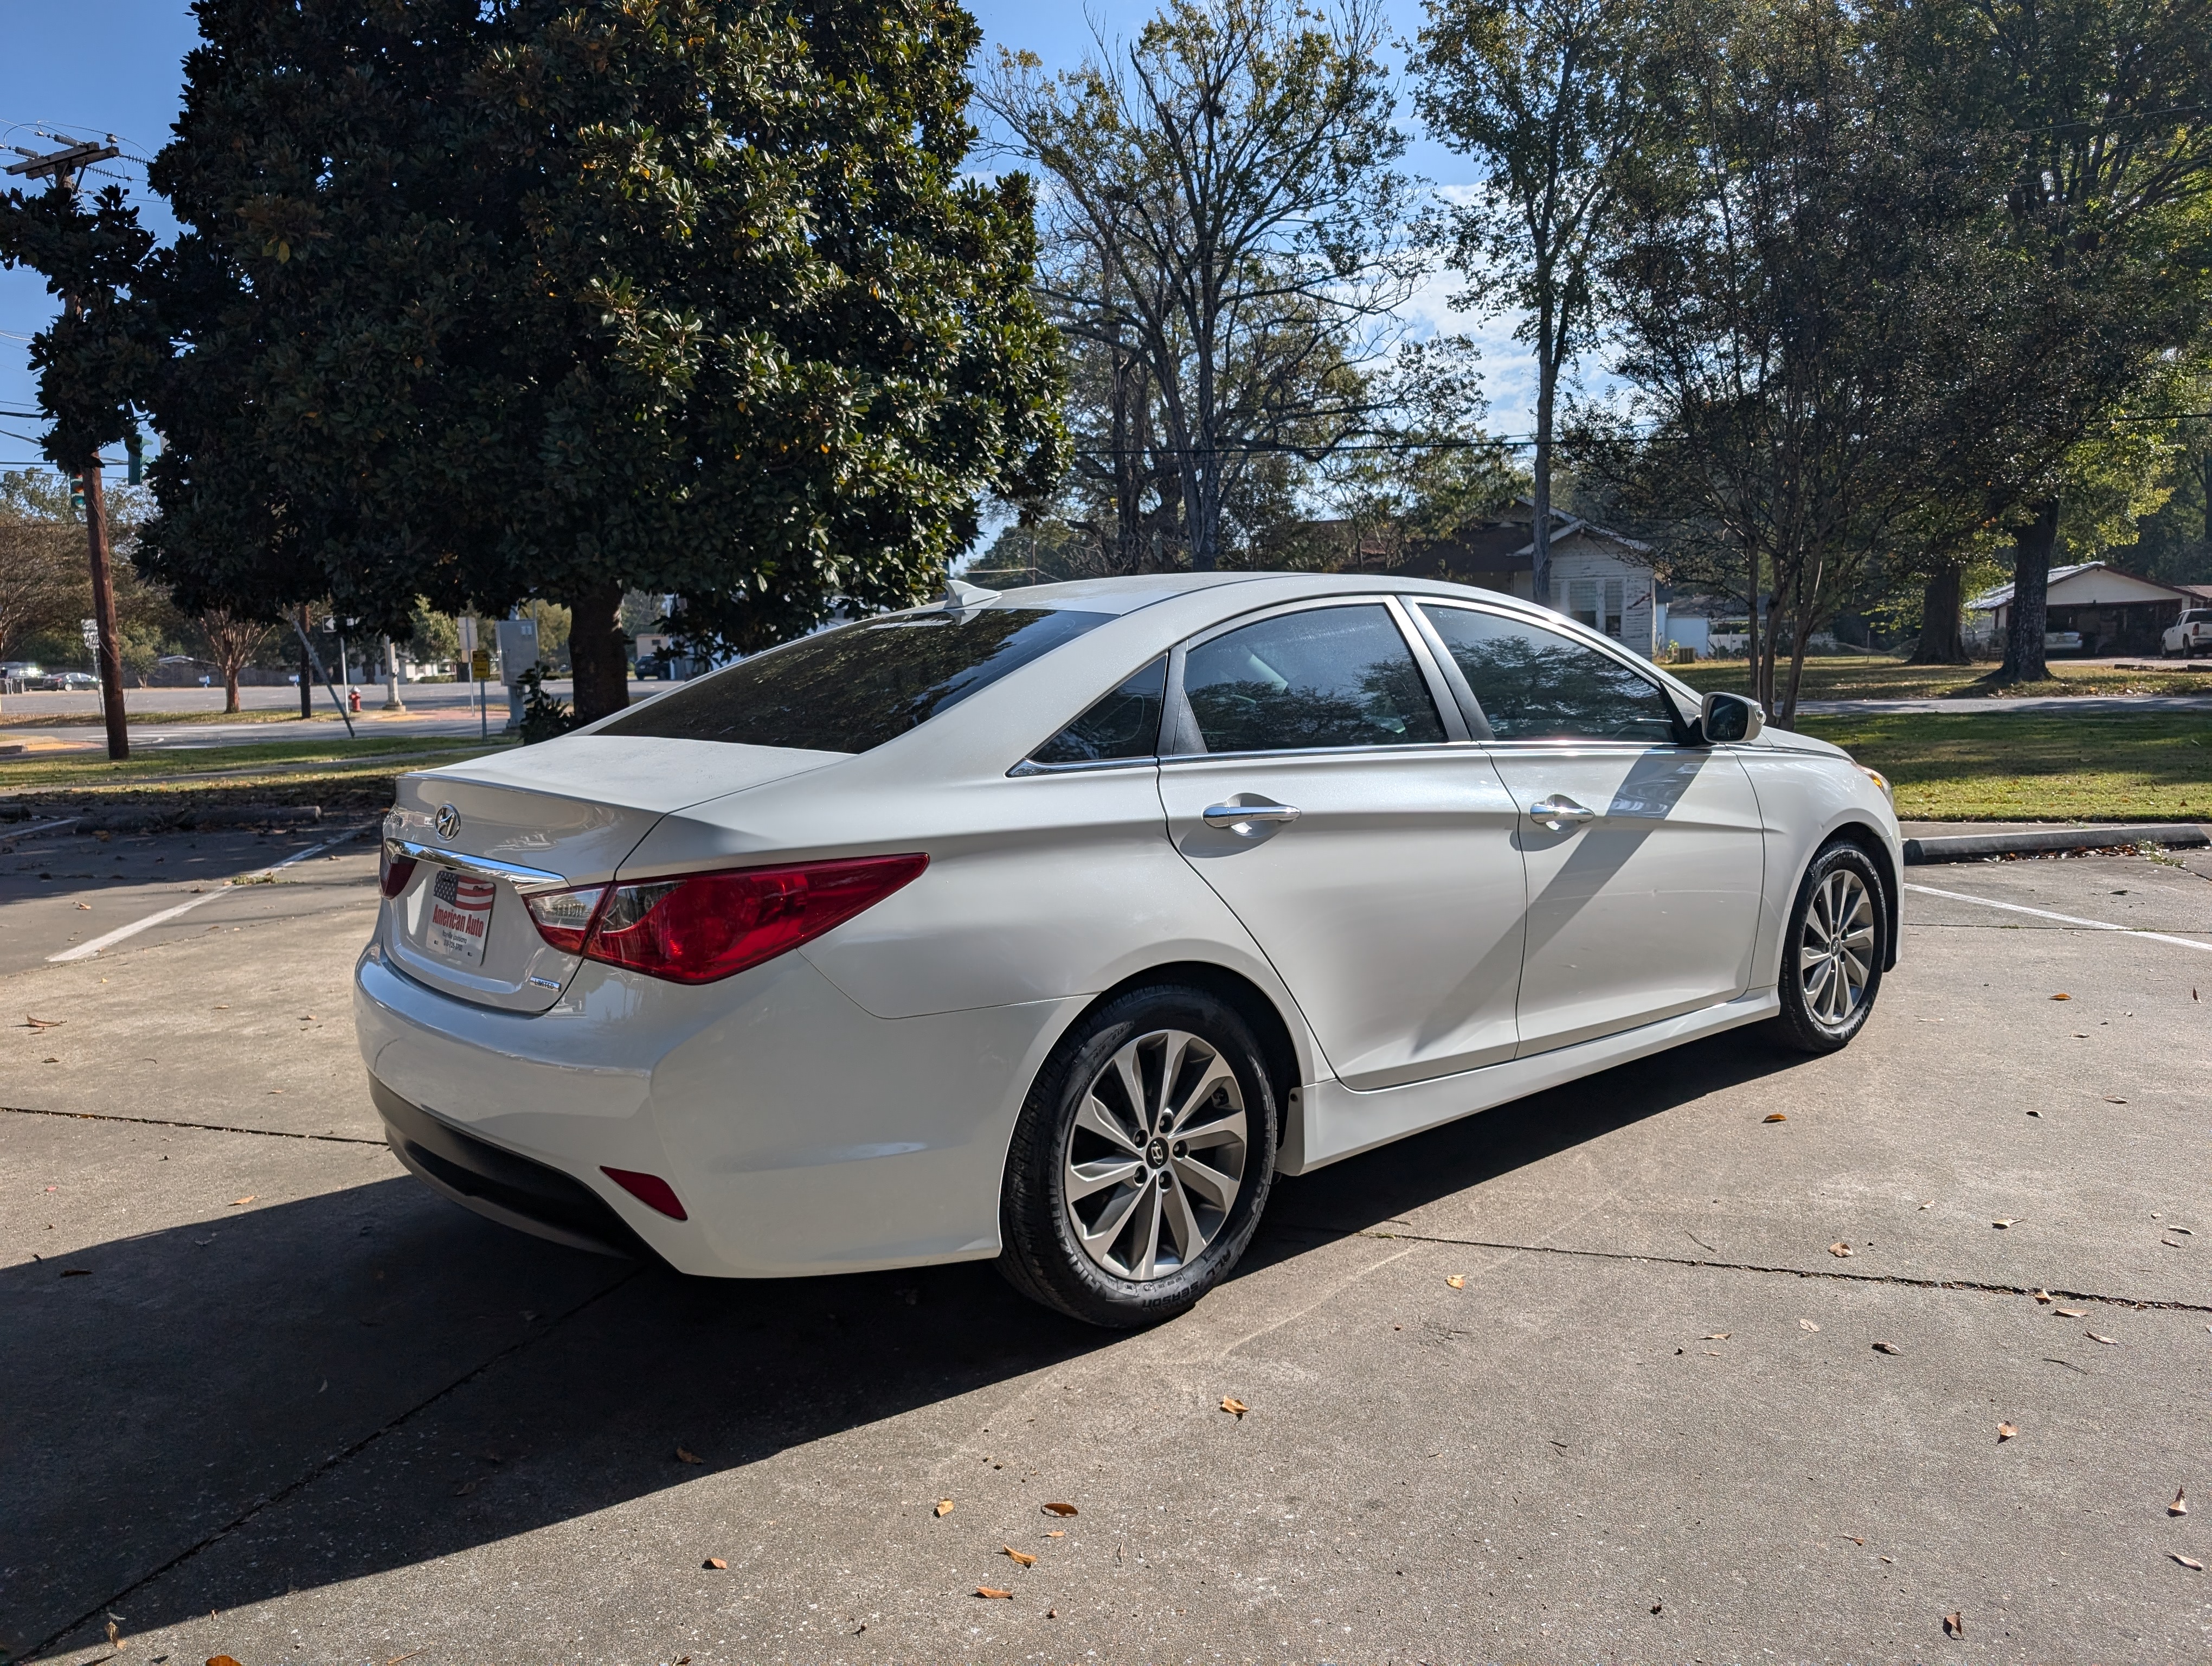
xmin=80 ymin=618 xmax=99 ymax=650
xmin=470 ymin=648 xmax=492 ymax=680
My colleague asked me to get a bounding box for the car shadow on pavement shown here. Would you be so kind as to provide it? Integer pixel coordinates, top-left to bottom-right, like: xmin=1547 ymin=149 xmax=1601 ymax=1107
xmin=4 ymin=1026 xmax=1804 ymax=1657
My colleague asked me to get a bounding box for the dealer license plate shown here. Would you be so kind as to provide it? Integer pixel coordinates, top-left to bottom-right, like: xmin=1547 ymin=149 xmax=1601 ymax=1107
xmin=422 ymin=867 xmax=497 ymax=967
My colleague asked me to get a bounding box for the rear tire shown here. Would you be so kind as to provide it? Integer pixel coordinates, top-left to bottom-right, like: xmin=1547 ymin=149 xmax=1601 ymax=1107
xmin=1770 ymin=841 xmax=1887 ymax=1054
xmin=998 ymin=984 xmax=1278 ymax=1328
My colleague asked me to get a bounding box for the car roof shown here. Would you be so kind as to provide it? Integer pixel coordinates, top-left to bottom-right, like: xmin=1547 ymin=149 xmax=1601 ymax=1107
xmin=969 ymin=569 xmax=1539 ymax=617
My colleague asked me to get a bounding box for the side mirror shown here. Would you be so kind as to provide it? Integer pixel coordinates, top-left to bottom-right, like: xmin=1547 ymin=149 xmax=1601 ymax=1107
xmin=1700 ymin=691 xmax=1764 ymax=745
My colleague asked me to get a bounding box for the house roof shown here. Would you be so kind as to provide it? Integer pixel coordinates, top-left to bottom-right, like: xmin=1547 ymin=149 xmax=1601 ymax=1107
xmin=1968 ymin=561 xmax=2189 ymax=611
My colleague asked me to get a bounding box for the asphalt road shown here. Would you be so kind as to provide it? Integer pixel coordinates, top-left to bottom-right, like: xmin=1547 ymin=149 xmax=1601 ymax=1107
xmin=3 ymin=837 xmax=2209 ymax=1664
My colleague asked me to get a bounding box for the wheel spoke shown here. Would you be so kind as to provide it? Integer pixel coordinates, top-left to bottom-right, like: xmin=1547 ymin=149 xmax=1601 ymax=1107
xmin=1166 ymin=1052 xmax=1237 ymax=1133
xmin=1075 ymin=1179 xmax=1143 ymax=1255
xmin=1064 ymin=1155 xmax=1142 ymax=1203
xmin=1175 ymin=1104 xmax=1247 ymax=1151
xmin=1111 ymin=1043 xmax=1151 ymax=1132
xmin=1173 ymin=1151 xmax=1238 ymax=1212
xmin=1160 ymin=1171 xmax=1205 ymax=1265
xmin=1129 ymin=1181 xmax=1165 ymax=1279
xmin=1075 ymin=1093 xmax=1143 ymax=1155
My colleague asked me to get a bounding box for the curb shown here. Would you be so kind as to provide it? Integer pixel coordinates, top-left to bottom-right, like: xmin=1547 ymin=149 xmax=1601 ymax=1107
xmin=1903 ymin=824 xmax=2210 ymax=864
xmin=72 ymin=805 xmax=324 ymax=835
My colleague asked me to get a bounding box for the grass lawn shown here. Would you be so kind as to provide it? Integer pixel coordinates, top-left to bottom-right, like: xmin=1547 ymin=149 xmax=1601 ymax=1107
xmin=0 ymin=735 xmax=511 ymax=814
xmin=0 ymin=706 xmax=308 ymax=729
xmin=1798 ymin=711 xmax=2212 ymax=822
xmin=1673 ymin=654 xmax=2212 ymax=701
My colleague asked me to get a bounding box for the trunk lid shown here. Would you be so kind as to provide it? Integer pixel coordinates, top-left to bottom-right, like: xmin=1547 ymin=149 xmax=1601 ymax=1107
xmin=381 ymin=735 xmax=845 ymax=1013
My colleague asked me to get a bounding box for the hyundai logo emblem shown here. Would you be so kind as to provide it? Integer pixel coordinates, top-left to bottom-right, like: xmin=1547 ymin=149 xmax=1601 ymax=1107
xmin=434 ymin=804 xmax=462 ymax=842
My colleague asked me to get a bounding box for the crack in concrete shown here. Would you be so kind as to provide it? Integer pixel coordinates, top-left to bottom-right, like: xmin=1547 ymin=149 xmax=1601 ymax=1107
xmin=2 ymin=1103 xmax=387 ymax=1146
xmin=1267 ymin=1219 xmax=2212 ymax=1315
xmin=18 ymin=1266 xmax=644 ymax=1665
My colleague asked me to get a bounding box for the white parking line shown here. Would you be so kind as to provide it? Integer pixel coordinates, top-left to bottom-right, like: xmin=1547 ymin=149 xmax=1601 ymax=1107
xmin=4 ymin=816 xmax=80 ymax=838
xmin=1903 ymin=881 xmax=2212 ymax=956
xmin=47 ymin=825 xmax=372 ymax=964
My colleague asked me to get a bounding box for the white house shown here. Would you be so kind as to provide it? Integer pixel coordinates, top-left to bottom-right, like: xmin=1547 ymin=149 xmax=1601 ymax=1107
xmin=1967 ymin=562 xmax=2190 ymax=657
xmin=1391 ymin=502 xmax=1659 ymax=659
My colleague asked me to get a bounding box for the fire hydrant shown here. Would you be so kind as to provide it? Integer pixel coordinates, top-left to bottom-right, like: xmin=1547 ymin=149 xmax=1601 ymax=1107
xmin=348 ymin=687 xmax=362 ymax=714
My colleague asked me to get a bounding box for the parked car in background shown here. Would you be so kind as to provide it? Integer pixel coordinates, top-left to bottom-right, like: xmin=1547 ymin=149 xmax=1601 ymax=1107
xmin=2163 ymin=609 xmax=2212 ymax=658
xmin=42 ymin=671 xmax=99 ymax=691
xmin=361 ymin=573 xmax=1901 ymax=1328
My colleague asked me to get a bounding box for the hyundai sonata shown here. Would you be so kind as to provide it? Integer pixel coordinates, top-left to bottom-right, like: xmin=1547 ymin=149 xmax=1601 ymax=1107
xmin=358 ymin=573 xmax=1900 ymax=1326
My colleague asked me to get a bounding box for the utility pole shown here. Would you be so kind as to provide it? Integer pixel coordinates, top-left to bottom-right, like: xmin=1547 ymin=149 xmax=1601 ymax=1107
xmin=8 ymin=138 xmax=126 ymax=760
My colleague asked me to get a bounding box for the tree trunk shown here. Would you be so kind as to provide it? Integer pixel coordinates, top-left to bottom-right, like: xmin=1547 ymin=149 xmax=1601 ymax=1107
xmin=567 ymin=579 xmax=629 ymax=723
xmin=223 ymin=662 xmax=241 ymax=713
xmin=1531 ymin=295 xmax=1557 ymax=610
xmin=298 ymin=606 xmax=314 ymax=718
xmin=1996 ymin=499 xmax=2060 ymax=684
xmin=1908 ymin=563 xmax=1969 ymax=664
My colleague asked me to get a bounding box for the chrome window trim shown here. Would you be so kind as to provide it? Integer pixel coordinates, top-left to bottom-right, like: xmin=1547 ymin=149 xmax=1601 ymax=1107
xmin=384 ymin=838 xmax=571 ymax=896
xmin=1007 ymin=754 xmax=1161 ymax=779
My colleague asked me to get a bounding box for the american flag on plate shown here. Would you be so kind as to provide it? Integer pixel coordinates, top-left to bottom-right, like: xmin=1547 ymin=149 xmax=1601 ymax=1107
xmin=426 ymin=867 xmax=497 ymax=964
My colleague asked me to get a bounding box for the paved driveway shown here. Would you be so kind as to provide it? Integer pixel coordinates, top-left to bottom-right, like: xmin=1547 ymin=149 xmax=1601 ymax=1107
xmin=3 ymin=838 xmax=2208 ymax=1664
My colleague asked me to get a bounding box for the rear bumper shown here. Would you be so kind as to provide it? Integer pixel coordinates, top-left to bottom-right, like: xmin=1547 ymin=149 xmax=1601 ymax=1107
xmin=353 ymin=940 xmax=1079 ymax=1278
xmin=371 ymin=1076 xmax=653 ymax=1261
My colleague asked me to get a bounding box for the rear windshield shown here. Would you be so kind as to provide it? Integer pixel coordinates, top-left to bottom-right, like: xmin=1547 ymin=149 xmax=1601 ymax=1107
xmin=597 ymin=606 xmax=1112 ymax=754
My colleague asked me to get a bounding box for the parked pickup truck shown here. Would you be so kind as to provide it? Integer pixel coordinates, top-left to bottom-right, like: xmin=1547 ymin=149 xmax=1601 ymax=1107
xmin=2162 ymin=609 xmax=2212 ymax=658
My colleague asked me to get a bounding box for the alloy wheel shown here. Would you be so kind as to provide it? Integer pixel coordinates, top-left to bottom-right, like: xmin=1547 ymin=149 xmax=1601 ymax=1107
xmin=1798 ymin=868 xmax=1875 ymax=1028
xmin=1062 ymin=1028 xmax=1248 ymax=1281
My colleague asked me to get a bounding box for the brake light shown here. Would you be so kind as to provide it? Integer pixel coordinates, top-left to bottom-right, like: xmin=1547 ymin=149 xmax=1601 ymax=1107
xmin=379 ymin=848 xmax=417 ymax=899
xmin=522 ymin=855 xmax=928 ymax=984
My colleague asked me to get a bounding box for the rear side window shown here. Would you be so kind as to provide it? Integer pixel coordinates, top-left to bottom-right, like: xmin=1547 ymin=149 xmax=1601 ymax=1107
xmin=1180 ymin=605 xmax=1446 ymax=753
xmin=1028 ymin=658 xmax=1167 ymax=766
xmin=1419 ymin=605 xmax=1681 ymax=744
xmin=600 ymin=607 xmax=1112 ymax=754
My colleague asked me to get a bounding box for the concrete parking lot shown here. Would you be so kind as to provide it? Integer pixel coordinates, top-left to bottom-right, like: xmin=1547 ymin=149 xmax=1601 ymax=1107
xmin=3 ymin=824 xmax=2208 ymax=1664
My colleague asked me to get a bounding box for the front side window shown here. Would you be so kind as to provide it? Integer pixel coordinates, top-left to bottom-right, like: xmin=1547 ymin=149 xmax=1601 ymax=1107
xmin=598 ymin=606 xmax=1111 ymax=754
xmin=1028 ymin=658 xmax=1167 ymax=766
xmin=1180 ymin=605 xmax=1445 ymax=754
xmin=1418 ymin=605 xmax=1680 ymax=744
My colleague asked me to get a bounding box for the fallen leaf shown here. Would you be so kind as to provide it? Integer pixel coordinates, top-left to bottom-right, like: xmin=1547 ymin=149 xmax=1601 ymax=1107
xmin=975 ymin=1586 xmax=1013 ymax=1600
xmin=24 ymin=1014 xmax=62 ymax=1029
xmin=1992 ymin=1219 xmax=2015 ymax=1229
xmin=2105 ymin=1095 xmax=2128 ymax=1104
xmin=2087 ymin=1332 xmax=2120 ymax=1345
xmin=2033 ymin=1289 xmax=2053 ymax=1303
xmin=1445 ymin=1274 xmax=1467 ymax=1289
xmin=1944 ymin=1611 xmax=1964 ymax=1638
xmin=1997 ymin=1422 xmax=2018 ymax=1442
xmin=1045 ymin=1529 xmax=1066 ymax=1537
xmin=2170 ymin=1486 xmax=2187 ymax=1516
xmin=935 ymin=1498 xmax=954 ymax=1517
xmin=74 ymin=901 xmax=91 ymax=911
xmin=1703 ymin=1332 xmax=1731 ymax=1341
xmin=1829 ymin=1242 xmax=1854 ymax=1258
xmin=2174 ymin=1554 xmax=2205 ymax=1571
xmin=1843 ymin=1535 xmax=1865 ymax=1545
xmin=675 ymin=1446 xmax=704 ymax=1464
xmin=1800 ymin=1319 xmax=1821 ymax=1331
xmin=227 ymin=1196 xmax=256 ymax=1207
xmin=1002 ymin=1545 xmax=1037 ymax=1567
xmin=1873 ymin=1341 xmax=1902 ymax=1355
xmin=60 ymin=1268 xmax=91 ymax=1278
xmin=2049 ymin=992 xmax=2070 ymax=1001
xmin=703 ymin=1557 xmax=727 ymax=1570
xmin=1221 ymin=1396 xmax=1250 ymax=1418
xmin=453 ymin=1480 xmax=477 ymax=1497
xmin=2175 ymin=1227 xmax=2197 ymax=1236
xmin=210 ymin=1657 xmax=246 ymax=1666
xmin=1763 ymin=1112 xmax=1787 ymax=1123
xmin=2055 ymin=1306 xmax=2086 ymax=1317
xmin=1041 ymin=1501 xmax=1078 ymax=1517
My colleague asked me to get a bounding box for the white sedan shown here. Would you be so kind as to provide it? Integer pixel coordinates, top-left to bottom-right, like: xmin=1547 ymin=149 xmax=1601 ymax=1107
xmin=357 ymin=574 xmax=1900 ymax=1327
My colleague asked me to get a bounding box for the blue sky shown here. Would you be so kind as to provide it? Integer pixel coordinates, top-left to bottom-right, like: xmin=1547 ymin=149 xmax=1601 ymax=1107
xmin=1 ymin=1 xmax=1535 ymax=476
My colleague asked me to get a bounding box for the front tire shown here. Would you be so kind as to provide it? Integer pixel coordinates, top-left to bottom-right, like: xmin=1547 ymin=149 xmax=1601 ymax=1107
xmin=1771 ymin=841 xmax=1887 ymax=1054
xmin=998 ymin=984 xmax=1278 ymax=1328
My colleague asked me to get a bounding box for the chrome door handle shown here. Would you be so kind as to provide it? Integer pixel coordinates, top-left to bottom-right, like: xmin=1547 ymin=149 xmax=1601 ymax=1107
xmin=1203 ymin=800 xmax=1301 ymax=836
xmin=1528 ymin=794 xmax=1597 ymax=831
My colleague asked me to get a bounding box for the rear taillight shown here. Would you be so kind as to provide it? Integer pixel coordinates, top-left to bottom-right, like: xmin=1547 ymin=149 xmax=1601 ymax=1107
xmin=380 ymin=849 xmax=417 ymax=899
xmin=522 ymin=855 xmax=927 ymax=984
